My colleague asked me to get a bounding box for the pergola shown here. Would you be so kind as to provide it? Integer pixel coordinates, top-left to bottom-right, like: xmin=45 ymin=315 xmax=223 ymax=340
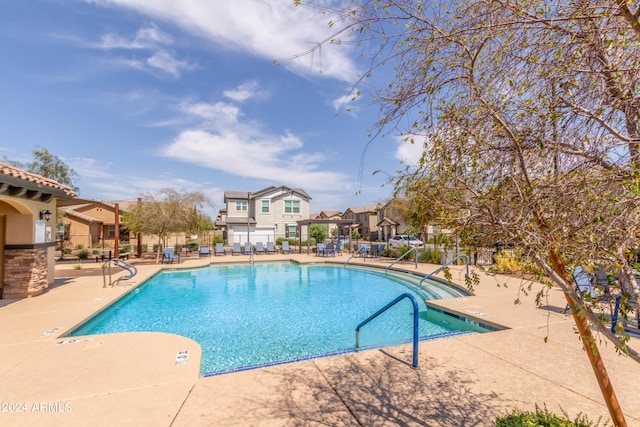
xmin=295 ymin=218 xmax=359 ymax=254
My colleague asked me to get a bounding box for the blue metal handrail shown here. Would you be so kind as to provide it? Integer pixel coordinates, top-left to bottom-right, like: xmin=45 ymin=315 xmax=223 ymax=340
xmin=385 ymin=247 xmax=419 ymax=272
xmin=344 ymin=245 xmax=368 ymax=266
xmin=102 ymin=257 xmax=138 ymax=288
xmin=419 ymin=254 xmax=469 ymax=286
xmin=355 ymin=293 xmax=420 ymax=369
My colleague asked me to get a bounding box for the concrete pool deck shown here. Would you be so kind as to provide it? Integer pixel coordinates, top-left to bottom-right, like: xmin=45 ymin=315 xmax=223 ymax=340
xmin=0 ymin=252 xmax=639 ymax=426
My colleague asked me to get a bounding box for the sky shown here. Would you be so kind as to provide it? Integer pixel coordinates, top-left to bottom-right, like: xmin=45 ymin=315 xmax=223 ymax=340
xmin=0 ymin=0 xmax=423 ymax=218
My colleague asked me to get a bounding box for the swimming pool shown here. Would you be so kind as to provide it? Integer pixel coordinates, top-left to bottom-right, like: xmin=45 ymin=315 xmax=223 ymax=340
xmin=67 ymin=262 xmax=491 ymax=375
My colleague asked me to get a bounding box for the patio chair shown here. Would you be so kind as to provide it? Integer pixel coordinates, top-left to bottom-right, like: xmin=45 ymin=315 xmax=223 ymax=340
xmin=255 ymin=242 xmax=265 ymax=254
xmin=162 ymin=248 xmax=180 ymax=264
xmin=316 ymin=243 xmax=326 ymax=257
xmin=244 ymin=242 xmax=252 ymax=255
xmin=281 ymin=241 xmax=292 ymax=254
xmin=324 ymin=242 xmax=336 ymax=257
xmin=231 ymin=242 xmax=242 ymax=256
xmin=198 ymin=245 xmax=212 ymax=257
xmin=214 ymin=243 xmax=227 ymax=256
xmin=266 ymin=241 xmax=277 ymax=254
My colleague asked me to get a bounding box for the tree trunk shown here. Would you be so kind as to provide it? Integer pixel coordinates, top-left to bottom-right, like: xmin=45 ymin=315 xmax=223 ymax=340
xmin=548 ymin=248 xmax=627 ymax=426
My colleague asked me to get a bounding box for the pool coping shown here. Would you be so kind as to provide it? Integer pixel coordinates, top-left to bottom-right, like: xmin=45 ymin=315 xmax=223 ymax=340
xmin=63 ymin=260 xmax=497 ymax=376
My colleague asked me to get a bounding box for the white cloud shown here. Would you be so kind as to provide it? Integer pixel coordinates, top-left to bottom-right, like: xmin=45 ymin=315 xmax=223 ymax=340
xmin=68 ymin=158 xmax=113 ymax=179
xmin=100 ymin=24 xmax=173 ymax=49
xmin=332 ymin=89 xmax=359 ymax=113
xmin=394 ymin=135 xmax=426 ymax=166
xmin=85 ymin=0 xmax=360 ymax=82
xmin=146 ymin=49 xmax=196 ymax=77
xmin=223 ymin=81 xmax=268 ymax=103
xmin=179 ymin=101 xmax=241 ymax=124
xmin=162 ymin=129 xmax=349 ymax=191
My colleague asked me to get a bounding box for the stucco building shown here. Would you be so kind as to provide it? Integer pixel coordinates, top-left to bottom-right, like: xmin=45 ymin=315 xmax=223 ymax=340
xmin=0 ymin=162 xmax=76 ymax=298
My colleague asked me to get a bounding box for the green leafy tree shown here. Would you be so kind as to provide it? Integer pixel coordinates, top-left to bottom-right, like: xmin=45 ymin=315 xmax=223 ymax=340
xmin=4 ymin=147 xmax=79 ymax=192
xmin=122 ymin=188 xmax=212 ymax=262
xmin=296 ymin=1 xmax=640 ymax=424
xmin=309 ymin=223 xmax=328 ymax=244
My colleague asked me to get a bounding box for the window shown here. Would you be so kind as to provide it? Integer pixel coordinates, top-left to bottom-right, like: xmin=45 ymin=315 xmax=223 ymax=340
xmin=261 ymin=200 xmax=270 ymax=213
xmin=287 ymin=225 xmax=297 ymax=238
xmin=235 ymin=201 xmax=247 ymax=212
xmin=107 ymin=225 xmax=115 ymax=238
xmin=284 ymin=200 xmax=300 ymax=213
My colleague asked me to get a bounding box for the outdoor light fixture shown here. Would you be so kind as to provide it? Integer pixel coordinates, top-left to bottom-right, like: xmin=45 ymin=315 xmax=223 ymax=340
xmin=39 ymin=210 xmax=52 ymax=221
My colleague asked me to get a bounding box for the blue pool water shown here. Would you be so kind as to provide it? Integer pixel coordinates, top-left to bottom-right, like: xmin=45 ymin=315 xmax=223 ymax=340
xmin=68 ymin=263 xmax=489 ymax=375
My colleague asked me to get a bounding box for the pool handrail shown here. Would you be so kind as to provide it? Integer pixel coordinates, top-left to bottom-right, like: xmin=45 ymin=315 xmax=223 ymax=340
xmin=102 ymin=257 xmax=138 ymax=288
xmin=419 ymin=254 xmax=469 ymax=286
xmin=355 ymin=292 xmax=419 ymax=369
xmin=385 ymin=247 xmax=419 ymax=272
xmin=344 ymin=245 xmax=368 ymax=266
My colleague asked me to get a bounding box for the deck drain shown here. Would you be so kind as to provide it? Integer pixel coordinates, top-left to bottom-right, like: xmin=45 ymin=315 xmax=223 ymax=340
xmin=56 ymin=338 xmax=93 ymax=345
xmin=466 ymin=310 xmax=487 ymax=317
xmin=175 ymin=350 xmax=189 ymax=366
xmin=40 ymin=327 xmax=60 ymax=337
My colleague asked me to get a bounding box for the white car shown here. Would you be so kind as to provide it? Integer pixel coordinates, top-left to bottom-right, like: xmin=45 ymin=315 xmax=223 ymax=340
xmin=387 ymin=235 xmax=424 ymax=248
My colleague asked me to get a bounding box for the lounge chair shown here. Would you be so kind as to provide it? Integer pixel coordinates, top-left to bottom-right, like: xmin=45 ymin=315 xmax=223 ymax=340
xmin=266 ymin=241 xmax=277 ymax=254
xmin=244 ymin=242 xmax=252 ymax=255
xmin=231 ymin=242 xmax=242 ymax=256
xmin=162 ymin=248 xmax=180 ymax=264
xmin=255 ymin=242 xmax=265 ymax=254
xmin=316 ymin=243 xmax=325 ymax=257
xmin=214 ymin=243 xmax=227 ymax=256
xmin=281 ymin=241 xmax=292 ymax=254
xmin=359 ymin=243 xmax=370 ymax=258
xmin=565 ymin=265 xmax=613 ymax=313
xmin=198 ymin=245 xmax=212 ymax=257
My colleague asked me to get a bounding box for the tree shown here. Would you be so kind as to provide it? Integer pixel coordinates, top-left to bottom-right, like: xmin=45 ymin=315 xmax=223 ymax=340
xmin=310 ymin=223 xmax=328 ymax=244
xmin=296 ymin=1 xmax=640 ymax=424
xmin=4 ymin=147 xmax=79 ymax=192
xmin=121 ymin=188 xmax=213 ymax=261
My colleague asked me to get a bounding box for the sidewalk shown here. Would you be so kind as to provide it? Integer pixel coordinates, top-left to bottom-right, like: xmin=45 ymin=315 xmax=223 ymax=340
xmin=0 ymin=254 xmax=638 ymax=426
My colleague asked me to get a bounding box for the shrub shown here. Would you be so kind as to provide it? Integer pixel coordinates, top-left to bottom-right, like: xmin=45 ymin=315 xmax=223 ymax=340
xmin=92 ymin=249 xmax=100 ymax=255
xmin=419 ymin=248 xmax=440 ymax=263
xmin=75 ymin=244 xmax=84 ymax=250
xmin=213 ymin=236 xmax=224 ymax=244
xmin=62 ymin=246 xmax=73 ymax=254
xmin=77 ymin=248 xmax=89 ymax=260
xmin=494 ymin=405 xmax=606 ymax=427
xmin=494 ymin=251 xmax=521 ymax=273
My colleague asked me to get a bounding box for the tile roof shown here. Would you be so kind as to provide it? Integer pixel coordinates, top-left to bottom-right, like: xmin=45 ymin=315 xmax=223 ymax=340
xmin=0 ymin=162 xmax=77 ymax=197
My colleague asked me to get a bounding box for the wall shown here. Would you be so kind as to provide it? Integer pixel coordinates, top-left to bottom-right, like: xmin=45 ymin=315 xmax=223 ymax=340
xmin=3 ymin=243 xmax=55 ymax=298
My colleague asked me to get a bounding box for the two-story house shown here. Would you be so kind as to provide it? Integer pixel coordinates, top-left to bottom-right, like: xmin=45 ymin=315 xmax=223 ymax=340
xmin=376 ymin=198 xmax=411 ymax=241
xmin=342 ymin=204 xmax=380 ymax=240
xmin=222 ymin=186 xmax=311 ymax=245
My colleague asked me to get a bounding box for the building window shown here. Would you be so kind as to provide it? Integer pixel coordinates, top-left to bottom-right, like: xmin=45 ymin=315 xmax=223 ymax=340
xmin=107 ymin=225 xmax=115 ymax=238
xmin=261 ymin=200 xmax=269 ymax=213
xmin=285 ymin=200 xmax=300 ymax=214
xmin=236 ymin=201 xmax=247 ymax=212
xmin=287 ymin=225 xmax=297 ymax=238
